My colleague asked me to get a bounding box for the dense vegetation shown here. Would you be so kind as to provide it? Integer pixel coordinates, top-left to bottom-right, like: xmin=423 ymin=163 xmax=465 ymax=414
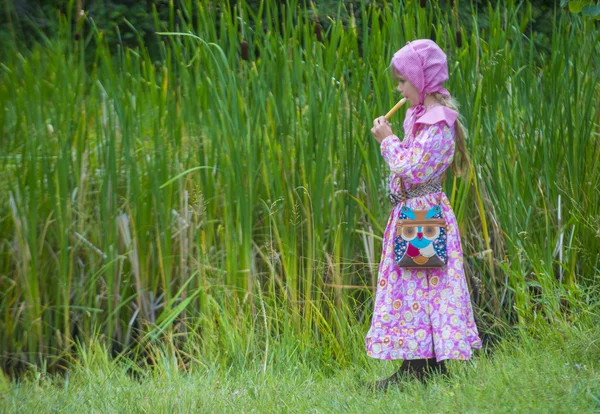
xmin=1 ymin=0 xmax=599 ymax=377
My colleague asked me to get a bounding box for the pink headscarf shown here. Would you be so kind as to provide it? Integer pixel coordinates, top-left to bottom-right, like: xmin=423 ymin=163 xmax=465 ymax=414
xmin=391 ymin=39 xmax=455 ymax=136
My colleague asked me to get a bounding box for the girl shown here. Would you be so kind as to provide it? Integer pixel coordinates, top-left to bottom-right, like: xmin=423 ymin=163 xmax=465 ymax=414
xmin=366 ymin=39 xmax=483 ymax=390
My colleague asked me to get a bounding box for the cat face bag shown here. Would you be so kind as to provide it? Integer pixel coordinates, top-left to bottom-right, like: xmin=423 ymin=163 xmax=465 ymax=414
xmin=393 ymin=205 xmax=448 ymax=268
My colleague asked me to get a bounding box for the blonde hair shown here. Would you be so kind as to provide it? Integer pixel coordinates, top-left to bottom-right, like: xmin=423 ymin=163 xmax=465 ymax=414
xmin=390 ymin=66 xmax=469 ymax=177
xmin=431 ymin=92 xmax=470 ymax=178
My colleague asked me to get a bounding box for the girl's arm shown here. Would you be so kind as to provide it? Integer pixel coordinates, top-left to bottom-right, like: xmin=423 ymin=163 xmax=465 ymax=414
xmin=380 ymin=122 xmax=454 ymax=184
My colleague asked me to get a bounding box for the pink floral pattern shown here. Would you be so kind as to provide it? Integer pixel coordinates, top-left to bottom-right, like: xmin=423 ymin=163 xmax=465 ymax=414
xmin=365 ymin=119 xmax=483 ymax=363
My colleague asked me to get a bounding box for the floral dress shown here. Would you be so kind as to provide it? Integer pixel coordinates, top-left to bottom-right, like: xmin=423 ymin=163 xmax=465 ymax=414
xmin=365 ymin=106 xmax=483 ymax=362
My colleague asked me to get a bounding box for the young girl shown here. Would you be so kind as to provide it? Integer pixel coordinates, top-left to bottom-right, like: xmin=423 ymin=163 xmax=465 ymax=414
xmin=365 ymin=39 xmax=483 ymax=390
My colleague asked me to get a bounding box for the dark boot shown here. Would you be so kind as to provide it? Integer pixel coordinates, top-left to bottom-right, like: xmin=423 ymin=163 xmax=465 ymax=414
xmin=370 ymin=359 xmax=410 ymax=391
xmin=422 ymin=357 xmax=448 ymax=381
xmin=401 ymin=358 xmax=447 ymax=385
xmin=370 ymin=358 xmax=429 ymax=391
xmin=406 ymin=358 xmax=428 ymax=383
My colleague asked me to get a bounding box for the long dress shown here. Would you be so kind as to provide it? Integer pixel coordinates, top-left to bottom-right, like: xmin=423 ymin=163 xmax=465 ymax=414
xmin=365 ymin=106 xmax=483 ymax=363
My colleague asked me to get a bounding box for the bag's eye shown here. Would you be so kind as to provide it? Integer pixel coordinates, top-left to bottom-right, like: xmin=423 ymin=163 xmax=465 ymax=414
xmin=423 ymin=226 xmax=440 ymax=240
xmin=404 ymin=227 xmax=415 ymax=236
xmin=424 ymin=226 xmax=436 ymax=237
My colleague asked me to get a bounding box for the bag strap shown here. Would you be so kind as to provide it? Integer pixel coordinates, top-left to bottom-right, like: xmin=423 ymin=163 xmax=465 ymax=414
xmin=439 ymin=171 xmax=446 ymax=206
xmin=399 ymin=177 xmax=405 ymax=210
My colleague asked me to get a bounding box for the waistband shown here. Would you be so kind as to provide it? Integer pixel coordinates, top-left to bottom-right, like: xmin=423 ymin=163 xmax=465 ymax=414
xmin=389 ymin=181 xmax=443 ymax=206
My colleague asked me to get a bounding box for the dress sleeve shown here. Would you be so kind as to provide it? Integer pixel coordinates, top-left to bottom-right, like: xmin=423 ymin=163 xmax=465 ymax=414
xmin=380 ymin=122 xmax=455 ymax=184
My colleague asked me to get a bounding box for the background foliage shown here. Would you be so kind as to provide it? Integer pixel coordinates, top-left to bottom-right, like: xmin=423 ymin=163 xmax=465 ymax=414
xmin=1 ymin=0 xmax=599 ymax=376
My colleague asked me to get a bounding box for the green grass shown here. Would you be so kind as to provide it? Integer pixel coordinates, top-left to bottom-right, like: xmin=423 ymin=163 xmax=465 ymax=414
xmin=2 ymin=317 xmax=599 ymax=413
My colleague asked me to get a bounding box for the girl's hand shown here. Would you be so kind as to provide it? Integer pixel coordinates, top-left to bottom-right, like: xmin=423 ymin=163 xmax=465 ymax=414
xmin=371 ymin=116 xmax=394 ymax=143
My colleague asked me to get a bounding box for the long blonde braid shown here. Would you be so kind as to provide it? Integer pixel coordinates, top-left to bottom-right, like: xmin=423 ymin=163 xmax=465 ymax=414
xmin=433 ymin=92 xmax=470 ymax=178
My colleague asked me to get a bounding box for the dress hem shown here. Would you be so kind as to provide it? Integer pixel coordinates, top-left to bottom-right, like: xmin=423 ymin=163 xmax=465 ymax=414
xmin=366 ymin=342 xmax=482 ymax=363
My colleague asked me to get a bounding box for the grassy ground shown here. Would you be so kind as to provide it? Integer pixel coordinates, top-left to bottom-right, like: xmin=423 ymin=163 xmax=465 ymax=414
xmin=2 ymin=319 xmax=599 ymax=413
xmin=1 ymin=1 xmax=600 ymax=412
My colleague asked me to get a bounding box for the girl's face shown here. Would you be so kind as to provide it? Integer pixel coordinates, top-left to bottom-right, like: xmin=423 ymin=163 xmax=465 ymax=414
xmin=393 ymin=70 xmax=419 ymax=106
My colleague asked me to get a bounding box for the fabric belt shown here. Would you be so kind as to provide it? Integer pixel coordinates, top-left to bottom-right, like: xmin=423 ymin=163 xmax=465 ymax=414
xmin=389 ymin=181 xmax=443 ymax=206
